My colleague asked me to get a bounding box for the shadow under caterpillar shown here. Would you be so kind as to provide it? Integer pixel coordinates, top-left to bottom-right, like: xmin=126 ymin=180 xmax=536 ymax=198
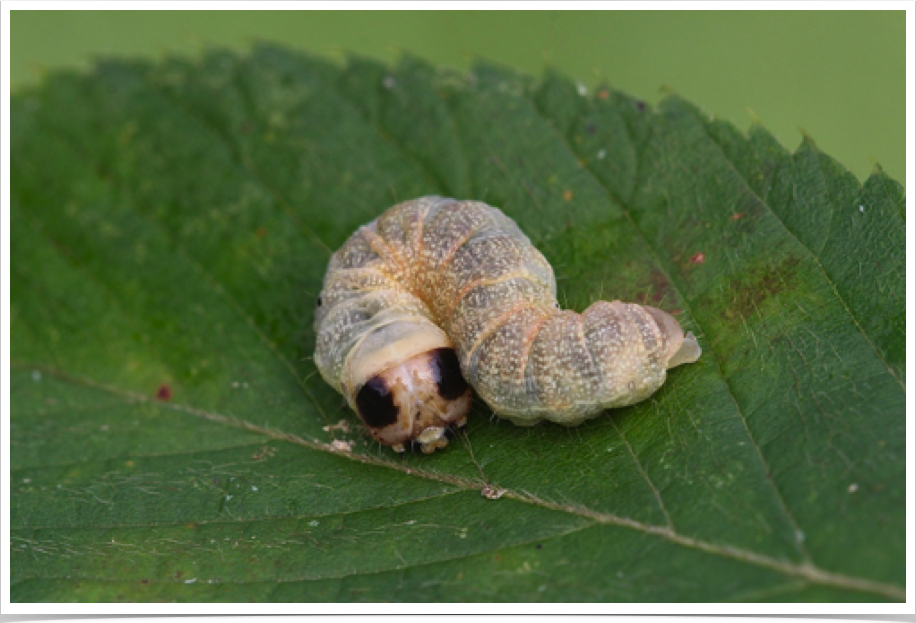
xmin=314 ymin=197 xmax=702 ymax=453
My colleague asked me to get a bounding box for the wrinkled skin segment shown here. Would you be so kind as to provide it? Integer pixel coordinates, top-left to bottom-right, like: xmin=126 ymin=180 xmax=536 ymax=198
xmin=314 ymin=197 xmax=701 ymax=447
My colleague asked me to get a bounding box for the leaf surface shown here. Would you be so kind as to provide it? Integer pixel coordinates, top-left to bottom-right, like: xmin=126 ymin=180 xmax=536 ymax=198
xmin=10 ymin=46 xmax=906 ymax=602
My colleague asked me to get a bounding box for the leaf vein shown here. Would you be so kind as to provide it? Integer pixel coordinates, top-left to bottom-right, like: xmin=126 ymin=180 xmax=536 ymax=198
xmin=526 ymin=87 xmax=813 ymax=565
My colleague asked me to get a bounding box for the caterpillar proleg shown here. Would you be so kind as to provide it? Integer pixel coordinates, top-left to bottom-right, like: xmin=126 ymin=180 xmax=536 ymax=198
xmin=314 ymin=197 xmax=702 ymax=453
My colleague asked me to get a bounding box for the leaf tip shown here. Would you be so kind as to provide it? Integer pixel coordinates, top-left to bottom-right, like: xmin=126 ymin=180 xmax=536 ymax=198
xmin=797 ymin=126 xmax=817 ymax=147
xmin=868 ymin=158 xmax=885 ymax=176
xmin=745 ymin=107 xmax=761 ymax=126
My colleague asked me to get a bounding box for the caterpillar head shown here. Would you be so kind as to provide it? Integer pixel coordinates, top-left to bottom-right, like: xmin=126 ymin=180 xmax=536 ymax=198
xmin=353 ymin=348 xmax=473 ymax=453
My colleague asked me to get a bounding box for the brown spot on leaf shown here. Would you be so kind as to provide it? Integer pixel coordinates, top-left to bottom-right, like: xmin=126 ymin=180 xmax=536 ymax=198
xmin=726 ymin=257 xmax=801 ymax=320
xmin=597 ymin=90 xmax=610 ymax=100
xmin=563 ymin=190 xmax=573 ymax=201
xmin=730 ymin=213 xmax=746 ymax=221
xmin=689 ymin=252 xmax=706 ymax=264
xmin=256 ymin=226 xmax=267 ymax=238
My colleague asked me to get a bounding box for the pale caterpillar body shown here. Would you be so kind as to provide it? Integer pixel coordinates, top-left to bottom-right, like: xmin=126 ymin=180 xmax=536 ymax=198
xmin=314 ymin=197 xmax=702 ymax=453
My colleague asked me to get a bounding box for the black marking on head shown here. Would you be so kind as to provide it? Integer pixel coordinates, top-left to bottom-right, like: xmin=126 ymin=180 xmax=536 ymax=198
xmin=355 ymin=376 xmax=400 ymax=429
xmin=429 ymin=348 xmax=469 ymax=401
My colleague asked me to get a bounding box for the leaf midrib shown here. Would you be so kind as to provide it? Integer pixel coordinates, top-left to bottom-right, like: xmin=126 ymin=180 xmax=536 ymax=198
xmin=10 ymin=360 xmax=905 ymax=601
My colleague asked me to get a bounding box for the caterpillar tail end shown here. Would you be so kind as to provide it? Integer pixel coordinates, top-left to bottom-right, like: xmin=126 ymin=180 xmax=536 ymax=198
xmin=668 ymin=331 xmax=702 ymax=368
xmin=644 ymin=306 xmax=702 ymax=369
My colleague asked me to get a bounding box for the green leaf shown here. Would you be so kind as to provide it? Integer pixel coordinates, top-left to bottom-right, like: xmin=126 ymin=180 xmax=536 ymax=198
xmin=10 ymin=45 xmax=905 ymax=602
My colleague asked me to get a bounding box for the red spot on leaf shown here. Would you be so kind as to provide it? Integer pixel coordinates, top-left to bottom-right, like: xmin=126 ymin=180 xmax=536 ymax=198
xmin=730 ymin=213 xmax=746 ymax=221
xmin=156 ymin=384 xmax=172 ymax=401
xmin=689 ymin=252 xmax=706 ymax=264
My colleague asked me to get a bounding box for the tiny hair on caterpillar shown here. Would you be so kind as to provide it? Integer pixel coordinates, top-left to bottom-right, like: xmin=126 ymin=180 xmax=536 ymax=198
xmin=313 ymin=197 xmax=702 ymax=453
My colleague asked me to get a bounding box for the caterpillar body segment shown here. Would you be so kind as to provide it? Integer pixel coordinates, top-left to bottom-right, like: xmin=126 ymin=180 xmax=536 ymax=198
xmin=314 ymin=197 xmax=702 ymax=452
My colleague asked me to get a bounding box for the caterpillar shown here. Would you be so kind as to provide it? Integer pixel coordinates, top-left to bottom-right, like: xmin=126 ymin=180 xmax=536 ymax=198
xmin=314 ymin=197 xmax=702 ymax=453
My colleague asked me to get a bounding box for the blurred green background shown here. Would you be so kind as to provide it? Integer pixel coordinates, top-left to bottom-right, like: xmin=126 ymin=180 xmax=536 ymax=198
xmin=11 ymin=10 xmax=904 ymax=183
